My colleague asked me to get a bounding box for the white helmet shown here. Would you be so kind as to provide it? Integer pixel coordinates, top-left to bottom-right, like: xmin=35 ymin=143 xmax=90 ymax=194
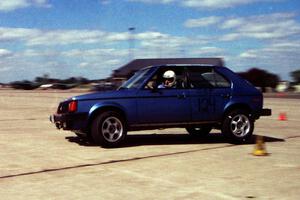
xmin=162 ymin=70 xmax=176 ymax=88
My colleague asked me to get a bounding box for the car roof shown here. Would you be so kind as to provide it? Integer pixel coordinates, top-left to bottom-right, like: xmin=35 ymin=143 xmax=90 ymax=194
xmin=141 ymin=64 xmax=221 ymax=71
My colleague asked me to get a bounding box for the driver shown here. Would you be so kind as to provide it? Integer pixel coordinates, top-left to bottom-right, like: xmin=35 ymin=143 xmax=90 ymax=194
xmin=158 ymin=70 xmax=177 ymax=88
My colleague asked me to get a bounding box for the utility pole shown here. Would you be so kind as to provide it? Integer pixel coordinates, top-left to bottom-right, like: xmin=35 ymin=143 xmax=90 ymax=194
xmin=156 ymin=35 xmax=162 ymax=58
xmin=128 ymin=27 xmax=135 ymax=61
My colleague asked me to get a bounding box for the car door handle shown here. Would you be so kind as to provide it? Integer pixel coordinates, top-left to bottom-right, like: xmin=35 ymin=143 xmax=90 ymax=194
xmin=177 ymin=93 xmax=186 ymax=99
xmin=221 ymin=94 xmax=231 ymax=99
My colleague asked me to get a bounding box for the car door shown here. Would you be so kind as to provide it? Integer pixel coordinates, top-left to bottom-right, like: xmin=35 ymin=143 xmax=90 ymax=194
xmin=206 ymin=70 xmax=232 ymax=120
xmin=136 ymin=89 xmax=190 ymax=124
xmin=187 ymin=67 xmax=215 ymax=121
xmin=136 ymin=67 xmax=190 ymax=124
xmin=187 ymin=67 xmax=231 ymax=122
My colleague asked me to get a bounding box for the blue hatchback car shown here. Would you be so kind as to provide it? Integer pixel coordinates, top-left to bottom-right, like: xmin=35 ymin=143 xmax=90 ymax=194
xmin=50 ymin=64 xmax=271 ymax=147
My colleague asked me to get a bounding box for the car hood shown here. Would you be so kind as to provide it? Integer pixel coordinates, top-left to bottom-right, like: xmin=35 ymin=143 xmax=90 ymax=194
xmin=70 ymin=89 xmax=138 ymax=101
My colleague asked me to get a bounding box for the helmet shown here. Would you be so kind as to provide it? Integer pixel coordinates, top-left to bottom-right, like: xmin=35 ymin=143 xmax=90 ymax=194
xmin=162 ymin=70 xmax=176 ymax=88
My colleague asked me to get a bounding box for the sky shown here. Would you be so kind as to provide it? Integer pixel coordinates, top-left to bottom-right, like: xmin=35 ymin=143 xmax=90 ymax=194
xmin=0 ymin=0 xmax=300 ymax=83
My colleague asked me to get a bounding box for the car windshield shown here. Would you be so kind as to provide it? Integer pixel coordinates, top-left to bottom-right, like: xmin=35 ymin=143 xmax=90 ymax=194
xmin=119 ymin=68 xmax=153 ymax=89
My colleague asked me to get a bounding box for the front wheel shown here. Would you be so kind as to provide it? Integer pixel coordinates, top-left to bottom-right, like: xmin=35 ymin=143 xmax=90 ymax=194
xmin=91 ymin=111 xmax=127 ymax=147
xmin=222 ymin=109 xmax=254 ymax=143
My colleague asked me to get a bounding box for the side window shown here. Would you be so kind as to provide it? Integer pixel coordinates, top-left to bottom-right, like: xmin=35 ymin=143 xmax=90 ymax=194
xmin=144 ymin=75 xmax=158 ymax=89
xmin=188 ymin=68 xmax=230 ymax=88
xmin=213 ymin=72 xmax=231 ymax=87
xmin=144 ymin=67 xmax=187 ymax=89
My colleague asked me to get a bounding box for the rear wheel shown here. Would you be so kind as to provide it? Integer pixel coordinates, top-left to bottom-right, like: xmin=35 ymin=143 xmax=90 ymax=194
xmin=186 ymin=125 xmax=212 ymax=137
xmin=222 ymin=109 xmax=254 ymax=143
xmin=91 ymin=111 xmax=127 ymax=147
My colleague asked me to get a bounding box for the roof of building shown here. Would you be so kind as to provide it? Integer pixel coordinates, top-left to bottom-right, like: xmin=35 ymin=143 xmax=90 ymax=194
xmin=112 ymin=58 xmax=224 ymax=78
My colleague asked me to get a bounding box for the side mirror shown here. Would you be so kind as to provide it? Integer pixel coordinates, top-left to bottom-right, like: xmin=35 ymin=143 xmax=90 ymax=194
xmin=151 ymin=86 xmax=159 ymax=93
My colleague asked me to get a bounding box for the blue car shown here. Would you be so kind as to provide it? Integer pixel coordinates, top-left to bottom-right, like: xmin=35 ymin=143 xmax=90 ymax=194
xmin=50 ymin=64 xmax=271 ymax=147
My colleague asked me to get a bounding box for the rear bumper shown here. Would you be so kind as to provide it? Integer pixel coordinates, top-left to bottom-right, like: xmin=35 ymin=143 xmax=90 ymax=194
xmin=253 ymin=108 xmax=271 ymax=119
xmin=50 ymin=112 xmax=88 ymax=130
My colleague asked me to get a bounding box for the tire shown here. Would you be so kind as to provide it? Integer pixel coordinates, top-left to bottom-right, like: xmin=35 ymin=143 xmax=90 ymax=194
xmin=186 ymin=125 xmax=212 ymax=137
xmin=221 ymin=109 xmax=254 ymax=143
xmin=91 ymin=111 xmax=127 ymax=147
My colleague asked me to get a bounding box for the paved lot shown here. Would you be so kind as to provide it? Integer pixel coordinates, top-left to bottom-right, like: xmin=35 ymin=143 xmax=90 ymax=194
xmin=0 ymin=90 xmax=299 ymax=199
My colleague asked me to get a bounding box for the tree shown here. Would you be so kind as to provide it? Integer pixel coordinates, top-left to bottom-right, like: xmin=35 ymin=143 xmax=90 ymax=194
xmin=290 ymin=69 xmax=300 ymax=83
xmin=238 ymin=68 xmax=280 ymax=92
xmin=34 ymin=74 xmax=50 ymax=84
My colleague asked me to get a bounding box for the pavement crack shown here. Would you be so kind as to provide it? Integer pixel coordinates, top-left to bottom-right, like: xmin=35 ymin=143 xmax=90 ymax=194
xmin=0 ymin=118 xmax=41 ymax=122
xmin=0 ymin=144 xmax=234 ymax=180
xmin=285 ymin=135 xmax=300 ymax=139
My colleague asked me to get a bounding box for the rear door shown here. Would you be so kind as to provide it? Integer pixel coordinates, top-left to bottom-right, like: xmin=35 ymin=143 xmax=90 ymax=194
xmin=187 ymin=67 xmax=231 ymax=121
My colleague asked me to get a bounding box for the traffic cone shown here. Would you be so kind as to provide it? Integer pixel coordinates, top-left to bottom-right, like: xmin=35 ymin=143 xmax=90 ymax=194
xmin=278 ymin=112 xmax=287 ymax=121
xmin=252 ymin=135 xmax=269 ymax=156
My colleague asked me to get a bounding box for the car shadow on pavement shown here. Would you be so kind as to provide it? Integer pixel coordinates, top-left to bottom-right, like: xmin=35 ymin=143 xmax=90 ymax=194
xmin=65 ymin=132 xmax=285 ymax=148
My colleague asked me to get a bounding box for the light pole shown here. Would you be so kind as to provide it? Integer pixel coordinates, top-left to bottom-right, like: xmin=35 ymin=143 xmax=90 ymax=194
xmin=128 ymin=27 xmax=135 ymax=61
xmin=156 ymin=35 xmax=162 ymax=58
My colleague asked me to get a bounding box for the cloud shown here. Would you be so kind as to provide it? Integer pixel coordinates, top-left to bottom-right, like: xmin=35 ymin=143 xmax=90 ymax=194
xmin=181 ymin=0 xmax=255 ymax=9
xmin=62 ymin=48 xmax=128 ymax=59
xmin=0 ymin=27 xmax=130 ymax=46
xmin=0 ymin=49 xmax=13 ymax=58
xmin=0 ymin=27 xmax=40 ymax=42
xmin=240 ymin=41 xmax=300 ymax=59
xmin=127 ymin=0 xmax=175 ymax=4
xmin=191 ymin=46 xmax=224 ymax=55
xmin=0 ymin=27 xmax=211 ymax=52
xmin=220 ymin=18 xmax=244 ymax=29
xmin=236 ymin=39 xmax=300 ymax=79
xmin=184 ymin=16 xmax=221 ymax=28
xmin=99 ymin=0 xmax=111 ymax=5
xmin=128 ymin=0 xmax=275 ymax=9
xmin=219 ymin=12 xmax=300 ymax=41
xmin=0 ymin=0 xmax=51 ymax=12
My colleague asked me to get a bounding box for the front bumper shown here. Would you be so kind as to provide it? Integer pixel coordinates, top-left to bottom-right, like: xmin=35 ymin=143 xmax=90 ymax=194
xmin=50 ymin=112 xmax=88 ymax=130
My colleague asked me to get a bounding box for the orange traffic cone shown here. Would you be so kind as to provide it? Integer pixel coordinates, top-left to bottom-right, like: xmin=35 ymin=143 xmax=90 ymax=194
xmin=278 ymin=112 xmax=287 ymax=121
xmin=252 ymin=135 xmax=269 ymax=156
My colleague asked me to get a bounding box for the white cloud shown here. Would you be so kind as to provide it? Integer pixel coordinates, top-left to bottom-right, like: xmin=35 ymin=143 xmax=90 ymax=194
xmin=79 ymin=62 xmax=89 ymax=68
xmin=190 ymin=46 xmax=225 ymax=57
xmin=99 ymin=0 xmax=111 ymax=5
xmin=239 ymin=50 xmax=258 ymax=59
xmin=128 ymin=0 xmax=274 ymax=9
xmin=220 ymin=18 xmax=244 ymax=29
xmin=182 ymin=0 xmax=255 ymax=9
xmin=27 ymin=30 xmax=108 ymax=46
xmin=0 ymin=49 xmax=13 ymax=58
xmin=0 ymin=27 xmax=130 ymax=46
xmin=62 ymin=48 xmax=128 ymax=60
xmin=236 ymin=39 xmax=300 ymax=79
xmin=0 ymin=0 xmax=51 ymax=12
xmin=184 ymin=16 xmax=221 ymax=28
xmin=219 ymin=33 xmax=241 ymax=41
xmin=0 ymin=27 xmax=40 ymax=42
xmin=136 ymin=31 xmax=168 ymax=40
xmin=219 ymin=12 xmax=300 ymax=41
xmin=127 ymin=0 xmax=175 ymax=4
xmin=0 ymin=27 xmax=212 ymax=49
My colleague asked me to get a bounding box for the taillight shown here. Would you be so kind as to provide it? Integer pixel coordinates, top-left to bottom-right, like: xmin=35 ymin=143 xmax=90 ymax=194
xmin=68 ymin=100 xmax=77 ymax=112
